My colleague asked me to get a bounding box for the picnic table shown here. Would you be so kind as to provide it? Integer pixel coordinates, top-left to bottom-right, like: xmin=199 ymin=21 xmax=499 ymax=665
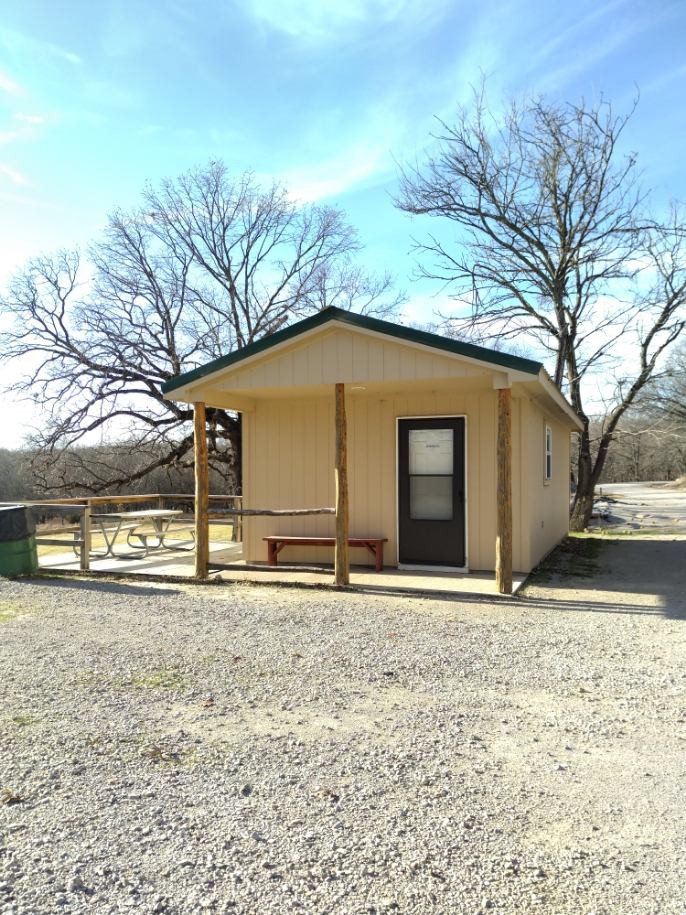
xmin=90 ymin=509 xmax=191 ymax=559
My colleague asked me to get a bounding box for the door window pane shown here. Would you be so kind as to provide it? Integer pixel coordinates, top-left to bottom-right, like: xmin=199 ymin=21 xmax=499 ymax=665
xmin=409 ymin=429 xmax=453 ymax=475
xmin=410 ymin=476 xmax=453 ymax=520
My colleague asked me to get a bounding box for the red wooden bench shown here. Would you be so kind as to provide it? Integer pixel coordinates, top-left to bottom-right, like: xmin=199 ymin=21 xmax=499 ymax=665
xmin=263 ymin=536 xmax=388 ymax=572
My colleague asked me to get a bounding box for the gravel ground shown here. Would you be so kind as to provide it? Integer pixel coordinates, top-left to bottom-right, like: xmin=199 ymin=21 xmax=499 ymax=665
xmin=1 ymin=547 xmax=685 ymax=915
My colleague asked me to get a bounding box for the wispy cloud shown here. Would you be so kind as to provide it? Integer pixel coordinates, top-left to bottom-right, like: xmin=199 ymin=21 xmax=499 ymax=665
xmin=0 ymin=68 xmax=23 ymax=95
xmin=246 ymin=0 xmax=447 ymax=40
xmin=642 ymin=62 xmax=686 ymax=96
xmin=0 ymin=163 xmax=30 ymax=186
xmin=281 ymin=140 xmax=392 ymax=202
xmin=0 ymin=130 xmax=22 ymax=146
xmin=534 ymin=20 xmax=643 ymax=95
xmin=14 ymin=112 xmax=47 ymax=125
xmin=528 ymin=0 xmax=629 ymax=70
xmin=0 ymin=28 xmax=82 ymax=67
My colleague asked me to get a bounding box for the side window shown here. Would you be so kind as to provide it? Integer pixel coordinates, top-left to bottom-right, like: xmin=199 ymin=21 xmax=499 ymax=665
xmin=544 ymin=424 xmax=552 ymax=481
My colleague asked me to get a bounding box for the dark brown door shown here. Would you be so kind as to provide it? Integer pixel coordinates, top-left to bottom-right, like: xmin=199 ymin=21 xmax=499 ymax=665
xmin=398 ymin=418 xmax=465 ymax=566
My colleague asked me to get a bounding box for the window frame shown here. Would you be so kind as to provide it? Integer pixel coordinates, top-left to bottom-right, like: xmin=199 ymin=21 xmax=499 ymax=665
xmin=544 ymin=423 xmax=553 ymax=483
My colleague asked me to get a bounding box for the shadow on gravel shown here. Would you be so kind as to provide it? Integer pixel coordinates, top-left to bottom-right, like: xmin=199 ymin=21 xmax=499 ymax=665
xmin=19 ymin=576 xmax=182 ymax=599
xmin=360 ymin=587 xmax=684 ymax=619
xmin=522 ymin=537 xmax=686 ymax=621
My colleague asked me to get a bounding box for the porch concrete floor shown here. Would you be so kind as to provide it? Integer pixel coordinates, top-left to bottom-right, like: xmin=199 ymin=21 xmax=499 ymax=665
xmin=38 ymin=542 xmax=525 ymax=596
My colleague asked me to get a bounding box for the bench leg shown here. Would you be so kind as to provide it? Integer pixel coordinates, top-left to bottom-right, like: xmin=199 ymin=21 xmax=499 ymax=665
xmin=267 ymin=541 xmax=279 ymax=566
xmin=362 ymin=541 xmax=384 ymax=572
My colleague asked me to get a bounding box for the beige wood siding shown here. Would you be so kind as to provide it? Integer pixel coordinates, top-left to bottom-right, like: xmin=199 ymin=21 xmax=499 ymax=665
xmin=241 ymin=387 xmax=535 ymax=572
xmin=522 ymin=399 xmax=572 ymax=568
xmin=212 ymin=327 xmax=487 ymax=393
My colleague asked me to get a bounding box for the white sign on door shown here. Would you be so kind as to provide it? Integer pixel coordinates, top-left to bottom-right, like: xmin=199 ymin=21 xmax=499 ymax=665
xmin=409 ymin=429 xmax=453 ymax=475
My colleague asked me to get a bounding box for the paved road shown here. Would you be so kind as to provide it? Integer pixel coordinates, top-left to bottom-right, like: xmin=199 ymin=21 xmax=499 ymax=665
xmin=592 ymin=480 xmax=686 ymax=533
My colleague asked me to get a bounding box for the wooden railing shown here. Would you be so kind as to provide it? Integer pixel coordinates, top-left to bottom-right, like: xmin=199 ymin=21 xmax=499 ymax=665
xmin=0 ymin=494 xmax=243 ymax=572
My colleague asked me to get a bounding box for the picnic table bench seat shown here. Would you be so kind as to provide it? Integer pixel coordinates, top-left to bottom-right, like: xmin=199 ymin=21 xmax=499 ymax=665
xmin=127 ymin=521 xmax=196 ymax=554
xmin=71 ymin=523 xmax=140 ymax=558
xmin=263 ymin=535 xmax=388 ymax=572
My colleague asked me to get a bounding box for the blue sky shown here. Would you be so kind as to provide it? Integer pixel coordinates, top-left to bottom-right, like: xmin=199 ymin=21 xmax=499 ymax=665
xmin=0 ymin=0 xmax=685 ymax=445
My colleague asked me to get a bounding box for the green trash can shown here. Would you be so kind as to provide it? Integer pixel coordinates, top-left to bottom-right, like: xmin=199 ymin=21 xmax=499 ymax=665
xmin=0 ymin=505 xmax=38 ymax=576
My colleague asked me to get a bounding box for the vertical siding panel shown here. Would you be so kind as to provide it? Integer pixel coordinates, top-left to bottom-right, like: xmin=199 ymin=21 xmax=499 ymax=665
xmin=338 ymin=331 xmax=354 ymax=381
xmin=367 ymin=340 xmax=384 ymax=381
xmin=321 ymin=335 xmax=339 ymax=383
xmin=380 ymin=396 xmax=397 ymax=563
xmin=307 ymin=338 xmax=323 ymax=384
xmin=464 ymin=392 xmax=477 ymax=569
xmin=278 ymin=351 xmax=295 ymax=387
xmin=352 ymin=337 xmax=368 ymax=381
xmin=292 ymin=402 xmax=303 ymax=527
xmin=292 ymin=345 xmax=309 ymax=385
xmin=348 ymin=396 xmax=361 ymax=541
xmin=476 ymin=392 xmax=495 ymax=570
xmin=517 ymin=398 xmax=532 ymax=572
xmin=241 ymin=411 xmax=253 ymax=558
xmin=401 ymin=350 xmax=417 ymax=381
xmin=301 ymin=400 xmax=317 ymax=537
xmin=511 ymin=397 xmax=522 ymax=571
xmin=261 ymin=358 xmax=278 ymax=388
xmin=383 ymin=343 xmax=400 ymax=380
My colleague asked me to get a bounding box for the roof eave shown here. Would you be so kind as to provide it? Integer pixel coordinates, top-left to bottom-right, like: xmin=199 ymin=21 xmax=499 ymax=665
xmin=162 ymin=306 xmax=542 ymax=399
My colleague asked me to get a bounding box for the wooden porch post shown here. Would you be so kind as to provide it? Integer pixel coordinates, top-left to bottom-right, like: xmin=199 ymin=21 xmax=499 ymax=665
xmin=194 ymin=402 xmax=209 ymax=580
xmin=496 ymin=387 xmax=513 ymax=594
xmin=79 ymin=501 xmax=91 ymax=572
xmin=334 ymin=383 xmax=350 ymax=587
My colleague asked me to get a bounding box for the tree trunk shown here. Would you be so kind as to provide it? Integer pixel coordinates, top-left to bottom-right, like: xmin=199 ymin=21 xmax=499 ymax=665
xmin=570 ymin=422 xmax=594 ymax=531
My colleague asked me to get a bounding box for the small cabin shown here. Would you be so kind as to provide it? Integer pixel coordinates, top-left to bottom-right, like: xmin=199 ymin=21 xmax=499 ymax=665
xmin=163 ymin=307 xmax=582 ymax=591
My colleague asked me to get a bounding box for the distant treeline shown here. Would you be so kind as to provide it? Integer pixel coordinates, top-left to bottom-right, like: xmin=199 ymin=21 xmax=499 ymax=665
xmin=592 ymin=417 xmax=686 ymax=484
xmin=0 ymin=443 xmax=230 ymax=503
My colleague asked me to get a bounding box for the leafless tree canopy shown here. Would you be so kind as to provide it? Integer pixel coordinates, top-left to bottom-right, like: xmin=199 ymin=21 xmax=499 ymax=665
xmin=0 ymin=162 xmax=403 ymax=494
xmin=396 ymin=87 xmax=686 ymax=528
xmin=639 ymin=340 xmax=686 ymax=424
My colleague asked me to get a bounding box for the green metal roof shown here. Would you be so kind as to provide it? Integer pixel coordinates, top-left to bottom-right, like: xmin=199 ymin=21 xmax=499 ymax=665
xmin=161 ymin=306 xmax=542 ymax=395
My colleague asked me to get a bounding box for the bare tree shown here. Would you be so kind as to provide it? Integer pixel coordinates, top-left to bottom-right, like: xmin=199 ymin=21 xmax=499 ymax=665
xmin=640 ymin=340 xmax=686 ymax=423
xmin=396 ymin=87 xmax=686 ymax=529
xmin=0 ymin=163 xmax=402 ymax=494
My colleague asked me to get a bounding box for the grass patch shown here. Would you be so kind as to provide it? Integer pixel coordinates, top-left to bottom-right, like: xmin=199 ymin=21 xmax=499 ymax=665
xmin=0 ymin=602 xmax=21 ymax=624
xmin=129 ymin=666 xmax=188 ymax=690
xmin=10 ymin=714 xmax=36 ymax=728
xmin=528 ymin=534 xmax=605 ymax=585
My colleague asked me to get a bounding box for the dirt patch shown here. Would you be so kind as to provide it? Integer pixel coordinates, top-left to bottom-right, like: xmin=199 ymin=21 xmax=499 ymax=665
xmin=154 ymin=684 xmax=433 ymax=748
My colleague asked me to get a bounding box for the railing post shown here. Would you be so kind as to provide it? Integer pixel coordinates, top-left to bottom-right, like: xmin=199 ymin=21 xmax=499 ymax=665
xmin=80 ymin=503 xmax=91 ymax=572
xmin=231 ymin=496 xmax=242 ymax=543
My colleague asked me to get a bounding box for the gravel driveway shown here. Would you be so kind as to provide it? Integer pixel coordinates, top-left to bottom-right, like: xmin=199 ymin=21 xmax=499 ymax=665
xmin=1 ymin=549 xmax=684 ymax=915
